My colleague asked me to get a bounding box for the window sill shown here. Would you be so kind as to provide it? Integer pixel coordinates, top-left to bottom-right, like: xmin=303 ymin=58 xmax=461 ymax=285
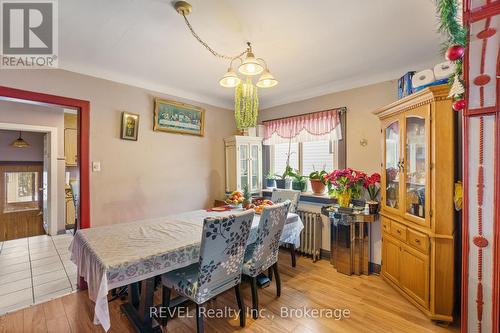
xmin=261 ymin=189 xmax=335 ymax=205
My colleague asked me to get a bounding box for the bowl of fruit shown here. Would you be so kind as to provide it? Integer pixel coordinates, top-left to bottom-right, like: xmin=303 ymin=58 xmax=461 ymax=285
xmin=251 ymin=198 xmax=274 ymax=214
xmin=225 ymin=191 xmax=244 ymax=208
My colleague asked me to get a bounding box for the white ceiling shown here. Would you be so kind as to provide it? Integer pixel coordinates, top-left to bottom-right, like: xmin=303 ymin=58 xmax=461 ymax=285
xmin=59 ymin=0 xmax=444 ymax=109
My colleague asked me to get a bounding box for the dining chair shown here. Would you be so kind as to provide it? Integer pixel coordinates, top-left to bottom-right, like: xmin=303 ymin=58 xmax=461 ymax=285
xmin=271 ymin=189 xmax=300 ymax=267
xmin=161 ymin=209 xmax=255 ymax=333
xmin=241 ymin=200 xmax=291 ymax=319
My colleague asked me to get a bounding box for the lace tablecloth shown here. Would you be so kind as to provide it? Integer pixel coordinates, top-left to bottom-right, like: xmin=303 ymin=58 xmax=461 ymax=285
xmin=69 ymin=209 xmax=303 ymax=331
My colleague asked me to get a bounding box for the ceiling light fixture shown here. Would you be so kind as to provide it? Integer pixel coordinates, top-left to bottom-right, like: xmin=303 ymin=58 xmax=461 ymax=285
xmin=10 ymin=131 xmax=30 ymax=148
xmin=174 ymin=1 xmax=278 ymax=129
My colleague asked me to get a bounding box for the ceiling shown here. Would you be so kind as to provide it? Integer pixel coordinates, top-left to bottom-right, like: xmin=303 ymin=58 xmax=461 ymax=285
xmin=60 ymin=0 xmax=444 ymax=109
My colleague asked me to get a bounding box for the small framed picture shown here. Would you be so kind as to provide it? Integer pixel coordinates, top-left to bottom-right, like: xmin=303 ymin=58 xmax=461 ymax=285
xmin=120 ymin=112 xmax=139 ymax=141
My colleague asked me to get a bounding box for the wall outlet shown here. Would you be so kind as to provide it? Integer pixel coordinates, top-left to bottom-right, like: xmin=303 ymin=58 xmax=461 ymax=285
xmin=92 ymin=161 xmax=101 ymax=172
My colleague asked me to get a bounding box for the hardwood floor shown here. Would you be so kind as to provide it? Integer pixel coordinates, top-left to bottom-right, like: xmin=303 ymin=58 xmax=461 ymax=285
xmin=0 ymin=252 xmax=460 ymax=333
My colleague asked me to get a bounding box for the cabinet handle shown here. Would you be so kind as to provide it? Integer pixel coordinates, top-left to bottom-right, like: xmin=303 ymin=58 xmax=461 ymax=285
xmin=415 ymin=239 xmax=421 ymax=244
xmin=396 ymin=229 xmax=401 ymax=234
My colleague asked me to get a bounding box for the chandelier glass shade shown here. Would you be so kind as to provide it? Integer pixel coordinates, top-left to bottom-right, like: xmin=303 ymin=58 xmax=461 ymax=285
xmin=256 ymin=69 xmax=278 ymax=88
xmin=219 ymin=68 xmax=241 ymax=88
xmin=238 ymin=51 xmax=264 ymax=76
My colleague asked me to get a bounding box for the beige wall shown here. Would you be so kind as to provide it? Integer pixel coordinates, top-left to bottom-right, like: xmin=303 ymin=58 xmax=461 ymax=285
xmin=260 ymin=81 xmax=398 ymax=264
xmin=260 ymin=80 xmax=397 ymax=174
xmin=0 ymin=69 xmax=235 ymax=227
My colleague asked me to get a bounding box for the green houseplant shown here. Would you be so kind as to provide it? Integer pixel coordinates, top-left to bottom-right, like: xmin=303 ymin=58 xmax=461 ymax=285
xmin=265 ymin=172 xmax=276 ymax=189
xmin=309 ymin=169 xmax=328 ymax=195
xmin=275 ymin=165 xmax=293 ymax=189
xmin=290 ymin=170 xmax=308 ymax=192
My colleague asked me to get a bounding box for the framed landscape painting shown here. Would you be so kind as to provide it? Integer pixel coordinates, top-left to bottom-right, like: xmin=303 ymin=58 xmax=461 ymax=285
xmin=154 ymin=98 xmax=205 ymax=136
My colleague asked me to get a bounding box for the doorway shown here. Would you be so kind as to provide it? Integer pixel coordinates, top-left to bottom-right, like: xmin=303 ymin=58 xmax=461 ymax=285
xmin=0 ymin=124 xmax=59 ymax=240
xmin=0 ymin=86 xmax=90 ymax=231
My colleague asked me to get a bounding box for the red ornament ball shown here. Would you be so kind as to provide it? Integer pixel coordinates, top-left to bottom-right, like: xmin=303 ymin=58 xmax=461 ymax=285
xmin=446 ymin=45 xmax=465 ymax=61
xmin=452 ymin=99 xmax=466 ymax=111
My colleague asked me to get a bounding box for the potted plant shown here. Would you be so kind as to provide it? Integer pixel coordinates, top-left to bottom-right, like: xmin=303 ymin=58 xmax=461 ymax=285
xmin=265 ymin=172 xmax=276 ymax=189
xmin=275 ymin=165 xmax=293 ymax=189
xmin=309 ymin=169 xmax=328 ymax=195
xmin=290 ymin=170 xmax=308 ymax=192
xmin=326 ymin=168 xmax=366 ymax=207
xmin=364 ymin=172 xmax=381 ymax=213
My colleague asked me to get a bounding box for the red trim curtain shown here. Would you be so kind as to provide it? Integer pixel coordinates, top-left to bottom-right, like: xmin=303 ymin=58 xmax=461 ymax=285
xmin=263 ymin=108 xmax=343 ymax=145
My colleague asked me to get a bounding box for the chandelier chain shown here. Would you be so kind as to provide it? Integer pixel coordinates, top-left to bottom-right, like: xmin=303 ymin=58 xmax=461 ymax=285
xmin=181 ymin=14 xmax=246 ymax=60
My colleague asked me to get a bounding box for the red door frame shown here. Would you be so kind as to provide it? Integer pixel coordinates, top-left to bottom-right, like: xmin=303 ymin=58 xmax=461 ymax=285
xmin=0 ymin=85 xmax=90 ymax=230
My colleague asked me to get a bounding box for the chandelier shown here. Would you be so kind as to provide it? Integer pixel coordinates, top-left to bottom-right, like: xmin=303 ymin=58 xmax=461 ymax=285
xmin=174 ymin=1 xmax=278 ymax=129
xmin=10 ymin=131 xmax=30 ymax=148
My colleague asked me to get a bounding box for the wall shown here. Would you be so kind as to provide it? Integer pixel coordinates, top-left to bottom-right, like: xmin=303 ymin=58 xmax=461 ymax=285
xmin=260 ymin=81 xmax=398 ymax=264
xmin=0 ymin=130 xmax=45 ymax=161
xmin=0 ymin=101 xmax=66 ymax=234
xmin=0 ymin=69 xmax=236 ymax=227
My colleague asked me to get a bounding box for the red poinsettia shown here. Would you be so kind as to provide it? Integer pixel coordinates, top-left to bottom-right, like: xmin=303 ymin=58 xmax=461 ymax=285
xmin=364 ymin=173 xmax=381 ymax=201
xmin=326 ymin=168 xmax=366 ymax=199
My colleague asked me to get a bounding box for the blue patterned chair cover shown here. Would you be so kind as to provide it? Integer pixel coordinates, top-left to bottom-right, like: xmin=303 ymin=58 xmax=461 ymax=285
xmin=271 ymin=189 xmax=300 ymax=213
xmin=162 ymin=210 xmax=255 ymax=304
xmin=242 ymin=201 xmax=291 ymax=277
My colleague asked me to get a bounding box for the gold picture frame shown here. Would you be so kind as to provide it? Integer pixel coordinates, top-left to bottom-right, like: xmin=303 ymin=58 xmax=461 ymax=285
xmin=153 ymin=98 xmax=205 ymax=136
xmin=120 ymin=112 xmax=139 ymax=141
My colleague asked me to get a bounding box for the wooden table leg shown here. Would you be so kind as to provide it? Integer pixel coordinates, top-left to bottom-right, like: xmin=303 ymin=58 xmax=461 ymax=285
xmin=121 ymin=278 xmax=161 ymax=333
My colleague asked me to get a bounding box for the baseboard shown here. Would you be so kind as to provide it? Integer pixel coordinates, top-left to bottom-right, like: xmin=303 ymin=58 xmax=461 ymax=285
xmin=369 ymin=262 xmax=381 ymax=274
xmin=320 ymin=249 xmax=331 ymax=260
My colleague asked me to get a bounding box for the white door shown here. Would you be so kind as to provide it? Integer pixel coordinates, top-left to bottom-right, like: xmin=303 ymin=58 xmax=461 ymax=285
xmin=42 ymin=134 xmax=49 ymax=233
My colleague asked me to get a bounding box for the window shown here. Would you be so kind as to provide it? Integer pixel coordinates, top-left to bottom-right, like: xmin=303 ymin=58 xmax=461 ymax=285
xmin=271 ymin=142 xmax=299 ymax=176
xmin=4 ymin=171 xmax=39 ymax=213
xmin=302 ymin=141 xmax=337 ymax=176
xmin=271 ymin=140 xmax=339 ymax=177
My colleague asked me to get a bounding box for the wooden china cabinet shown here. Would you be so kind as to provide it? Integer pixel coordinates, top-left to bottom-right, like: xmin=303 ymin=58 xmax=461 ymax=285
xmin=373 ymin=85 xmax=455 ymax=322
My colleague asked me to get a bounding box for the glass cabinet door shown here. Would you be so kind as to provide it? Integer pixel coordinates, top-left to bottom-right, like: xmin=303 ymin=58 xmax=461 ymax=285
xmin=250 ymin=144 xmax=260 ymax=191
xmin=404 ymin=116 xmax=427 ymax=220
xmin=384 ymin=120 xmax=401 ymax=211
xmin=239 ymin=144 xmax=248 ymax=190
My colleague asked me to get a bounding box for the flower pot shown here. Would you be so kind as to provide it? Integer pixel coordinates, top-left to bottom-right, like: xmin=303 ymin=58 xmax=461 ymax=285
xmin=266 ymin=179 xmax=276 ymax=189
xmin=367 ymin=200 xmax=379 ymax=214
xmin=310 ymin=179 xmax=326 ymax=195
xmin=337 ymin=191 xmax=352 ymax=207
xmin=292 ymin=181 xmax=307 ymax=192
xmin=275 ymin=179 xmax=291 ymax=189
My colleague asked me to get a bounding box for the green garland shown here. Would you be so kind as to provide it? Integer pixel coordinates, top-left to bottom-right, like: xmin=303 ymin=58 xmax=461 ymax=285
xmin=234 ymin=78 xmax=259 ymax=129
xmin=436 ymin=0 xmax=467 ymax=101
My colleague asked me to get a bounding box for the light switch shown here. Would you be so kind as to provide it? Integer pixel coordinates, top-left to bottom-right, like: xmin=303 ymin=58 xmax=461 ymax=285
xmin=92 ymin=161 xmax=101 ymax=172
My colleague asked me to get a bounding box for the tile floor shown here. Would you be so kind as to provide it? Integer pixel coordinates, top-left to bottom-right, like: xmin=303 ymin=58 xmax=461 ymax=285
xmin=0 ymin=233 xmax=77 ymax=315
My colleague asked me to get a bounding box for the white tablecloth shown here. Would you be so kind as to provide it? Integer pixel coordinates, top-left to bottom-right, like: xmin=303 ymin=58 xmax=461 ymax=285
xmin=69 ymin=209 xmax=303 ymax=331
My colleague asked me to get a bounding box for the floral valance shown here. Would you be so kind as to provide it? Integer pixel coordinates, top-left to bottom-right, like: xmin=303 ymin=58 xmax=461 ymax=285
xmin=263 ymin=108 xmax=343 ymax=145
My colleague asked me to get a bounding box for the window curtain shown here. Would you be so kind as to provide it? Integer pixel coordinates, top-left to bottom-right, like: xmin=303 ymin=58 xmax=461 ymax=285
xmin=263 ymin=108 xmax=343 ymax=145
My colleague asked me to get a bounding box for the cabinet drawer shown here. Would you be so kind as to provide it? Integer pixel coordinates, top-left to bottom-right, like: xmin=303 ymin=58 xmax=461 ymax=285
xmin=381 ymin=217 xmax=391 ymax=233
xmin=407 ymin=228 xmax=429 ymax=254
xmin=390 ymin=221 xmax=407 ymax=241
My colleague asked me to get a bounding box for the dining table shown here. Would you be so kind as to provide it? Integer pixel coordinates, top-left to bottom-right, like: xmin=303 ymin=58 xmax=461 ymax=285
xmin=69 ymin=207 xmax=304 ymax=333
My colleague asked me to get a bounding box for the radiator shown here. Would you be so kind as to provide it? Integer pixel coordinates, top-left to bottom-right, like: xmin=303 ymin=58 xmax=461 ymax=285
xmin=297 ymin=210 xmax=322 ymax=262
